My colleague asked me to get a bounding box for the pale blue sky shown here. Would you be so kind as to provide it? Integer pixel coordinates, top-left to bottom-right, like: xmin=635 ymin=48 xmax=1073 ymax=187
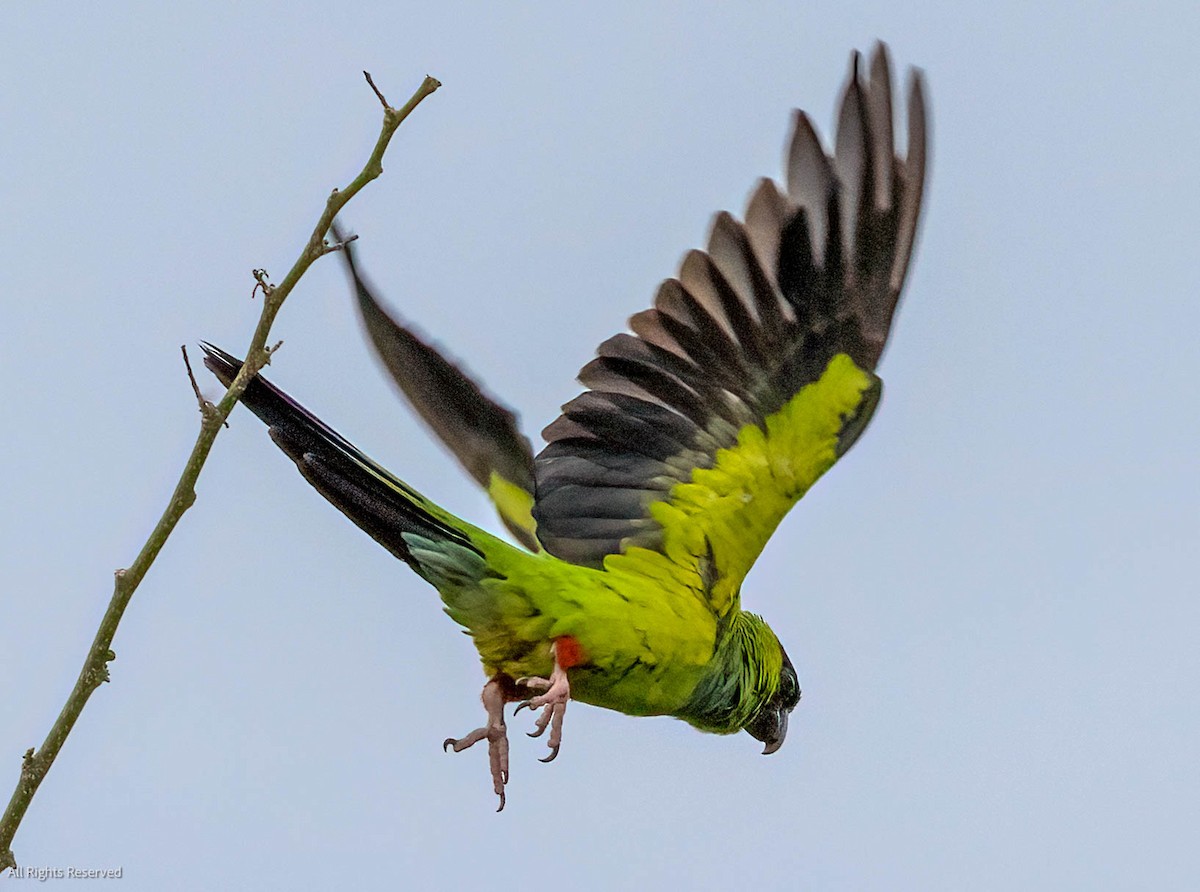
xmin=2 ymin=2 xmax=1197 ymax=889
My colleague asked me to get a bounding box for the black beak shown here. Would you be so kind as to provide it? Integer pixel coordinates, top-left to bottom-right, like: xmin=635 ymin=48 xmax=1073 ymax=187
xmin=745 ymin=706 xmax=788 ymax=755
xmin=762 ymin=709 xmax=787 ymax=755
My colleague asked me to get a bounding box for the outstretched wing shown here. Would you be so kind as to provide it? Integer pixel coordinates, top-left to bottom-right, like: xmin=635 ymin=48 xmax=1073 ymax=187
xmin=532 ymin=45 xmax=927 ymax=617
xmin=337 ymin=236 xmax=540 ymax=550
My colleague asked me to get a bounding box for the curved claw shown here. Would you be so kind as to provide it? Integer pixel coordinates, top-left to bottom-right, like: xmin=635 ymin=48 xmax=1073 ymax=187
xmin=447 ymin=677 xmax=511 ymax=811
xmin=447 ymin=664 xmax=571 ymax=809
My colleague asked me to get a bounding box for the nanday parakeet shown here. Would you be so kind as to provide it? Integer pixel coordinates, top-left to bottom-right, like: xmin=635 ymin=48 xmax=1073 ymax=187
xmin=203 ymin=43 xmax=927 ymax=811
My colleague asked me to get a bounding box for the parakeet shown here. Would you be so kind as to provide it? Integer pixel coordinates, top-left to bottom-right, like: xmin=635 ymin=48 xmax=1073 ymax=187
xmin=203 ymin=43 xmax=927 ymax=811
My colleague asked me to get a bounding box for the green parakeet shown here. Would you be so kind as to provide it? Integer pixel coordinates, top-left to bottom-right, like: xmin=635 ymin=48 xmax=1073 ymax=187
xmin=203 ymin=43 xmax=927 ymax=811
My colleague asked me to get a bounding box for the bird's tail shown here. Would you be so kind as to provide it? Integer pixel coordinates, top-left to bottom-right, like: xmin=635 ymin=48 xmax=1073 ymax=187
xmin=201 ymin=343 xmax=489 ymax=581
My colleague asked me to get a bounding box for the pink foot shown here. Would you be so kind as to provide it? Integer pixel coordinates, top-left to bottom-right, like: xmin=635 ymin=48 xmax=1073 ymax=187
xmin=515 ymin=658 xmax=571 ymax=764
xmin=442 ymin=677 xmax=510 ymax=811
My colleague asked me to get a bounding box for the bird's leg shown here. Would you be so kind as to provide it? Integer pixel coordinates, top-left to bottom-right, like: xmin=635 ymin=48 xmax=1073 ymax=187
xmin=514 ymin=637 xmax=578 ymax=764
xmin=442 ymin=676 xmax=510 ymax=811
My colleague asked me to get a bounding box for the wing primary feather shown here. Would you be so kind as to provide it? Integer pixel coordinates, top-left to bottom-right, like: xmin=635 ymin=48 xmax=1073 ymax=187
xmin=708 ymin=211 xmax=790 ymax=343
xmin=775 ymin=206 xmax=829 ymax=327
xmin=785 ymin=111 xmax=836 ymax=266
xmin=578 ymin=355 xmax=713 ymax=429
xmin=580 ymin=392 xmax=700 ymax=450
xmin=597 ymin=333 xmax=714 ymax=399
xmin=891 ymin=69 xmax=929 ymax=296
xmin=744 ymin=178 xmax=792 ymax=290
xmin=682 ymin=247 xmax=770 ymax=368
xmin=531 ymin=46 xmax=927 ymax=580
xmin=834 ymin=51 xmax=871 ymax=282
xmin=651 ymin=290 xmax=744 ymax=390
xmin=555 ymin=393 xmax=698 ymax=463
xmin=866 ymin=42 xmax=896 ymax=213
xmin=628 ymin=308 xmax=690 ymax=358
xmin=589 ymin=340 xmax=741 ymax=435
xmin=655 ymin=279 xmax=751 ymax=381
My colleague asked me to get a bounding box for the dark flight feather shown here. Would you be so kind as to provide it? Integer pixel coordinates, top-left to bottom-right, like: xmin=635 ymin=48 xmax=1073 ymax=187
xmin=201 ymin=344 xmax=479 ymax=567
xmin=335 ymin=235 xmax=540 ymax=550
xmin=532 ymin=43 xmax=928 ymax=568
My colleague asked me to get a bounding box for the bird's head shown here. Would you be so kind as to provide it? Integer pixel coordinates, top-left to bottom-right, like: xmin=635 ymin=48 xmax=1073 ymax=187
xmin=743 ymin=644 xmax=801 ymax=755
xmin=679 ymin=613 xmax=802 ymax=751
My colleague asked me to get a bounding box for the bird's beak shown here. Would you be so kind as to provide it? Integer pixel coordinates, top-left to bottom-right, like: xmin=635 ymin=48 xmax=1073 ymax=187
xmin=746 ymin=706 xmax=788 ymax=755
xmin=761 ymin=709 xmax=787 ymax=755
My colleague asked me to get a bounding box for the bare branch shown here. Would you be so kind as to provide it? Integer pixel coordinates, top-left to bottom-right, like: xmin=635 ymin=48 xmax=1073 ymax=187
xmin=0 ymin=71 xmax=441 ymax=871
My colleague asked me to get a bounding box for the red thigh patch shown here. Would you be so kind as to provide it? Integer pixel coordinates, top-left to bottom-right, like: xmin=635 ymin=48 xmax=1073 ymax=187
xmin=554 ymin=635 xmax=587 ymax=669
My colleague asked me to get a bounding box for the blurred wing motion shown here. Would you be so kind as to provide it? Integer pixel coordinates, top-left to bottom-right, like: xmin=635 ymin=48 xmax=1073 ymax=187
xmin=338 ymin=235 xmax=539 ymax=550
xmin=531 ymin=45 xmax=927 ymax=616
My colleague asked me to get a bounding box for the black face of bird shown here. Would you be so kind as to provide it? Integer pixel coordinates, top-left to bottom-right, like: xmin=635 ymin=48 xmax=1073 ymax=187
xmin=744 ymin=647 xmax=802 ymax=754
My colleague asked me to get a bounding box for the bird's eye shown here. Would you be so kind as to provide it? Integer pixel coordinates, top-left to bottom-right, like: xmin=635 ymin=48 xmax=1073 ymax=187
xmin=778 ymin=670 xmax=801 ymax=709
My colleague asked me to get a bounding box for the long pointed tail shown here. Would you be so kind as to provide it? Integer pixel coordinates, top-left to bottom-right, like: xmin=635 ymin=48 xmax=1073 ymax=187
xmin=201 ymin=343 xmax=482 ymax=572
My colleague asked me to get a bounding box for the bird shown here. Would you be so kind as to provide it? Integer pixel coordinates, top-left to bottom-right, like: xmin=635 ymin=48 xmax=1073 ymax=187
xmin=202 ymin=42 xmax=927 ymax=811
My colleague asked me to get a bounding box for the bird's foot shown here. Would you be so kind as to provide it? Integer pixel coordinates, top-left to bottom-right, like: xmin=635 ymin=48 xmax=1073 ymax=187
xmin=514 ymin=651 xmax=572 ymax=764
xmin=443 ymin=677 xmax=510 ymax=811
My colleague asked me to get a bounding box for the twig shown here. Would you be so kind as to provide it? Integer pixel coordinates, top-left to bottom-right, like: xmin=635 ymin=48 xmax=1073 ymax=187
xmin=181 ymin=344 xmax=226 ymax=428
xmin=251 ymin=268 xmax=271 ymax=299
xmin=363 ymin=70 xmax=389 ymax=109
xmin=182 ymin=344 xmax=205 ymax=407
xmin=0 ymin=71 xmax=441 ymax=873
xmin=320 ymin=231 xmax=358 ymax=257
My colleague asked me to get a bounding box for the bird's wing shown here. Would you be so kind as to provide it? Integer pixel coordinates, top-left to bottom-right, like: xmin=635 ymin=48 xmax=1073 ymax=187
xmin=338 ymin=239 xmax=540 ymax=551
xmin=532 ymin=45 xmax=927 ymax=618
